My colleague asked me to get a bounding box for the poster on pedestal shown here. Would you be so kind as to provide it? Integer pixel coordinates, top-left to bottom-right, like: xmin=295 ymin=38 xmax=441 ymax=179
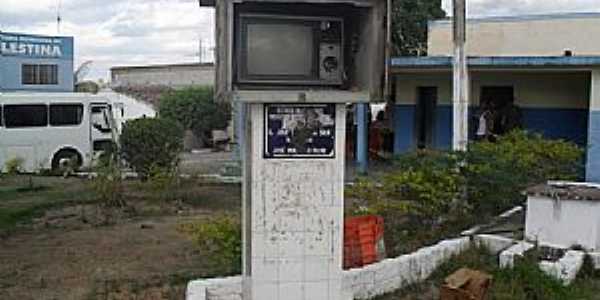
xmin=264 ymin=103 xmax=336 ymax=159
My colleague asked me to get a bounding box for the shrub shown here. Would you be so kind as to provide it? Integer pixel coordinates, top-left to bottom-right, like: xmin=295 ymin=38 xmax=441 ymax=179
xmin=347 ymin=130 xmax=583 ymax=255
xmin=158 ymin=86 xmax=231 ymax=145
xmin=92 ymin=155 xmax=125 ymax=208
xmin=120 ymin=118 xmax=183 ymax=178
xmin=347 ymin=150 xmax=468 ymax=256
xmin=5 ymin=157 xmax=25 ymax=175
xmin=348 ymin=150 xmax=465 ymax=220
xmin=178 ymin=214 xmax=241 ymax=275
xmin=464 ymin=130 xmax=584 ymax=215
xmin=146 ymin=165 xmax=179 ymax=201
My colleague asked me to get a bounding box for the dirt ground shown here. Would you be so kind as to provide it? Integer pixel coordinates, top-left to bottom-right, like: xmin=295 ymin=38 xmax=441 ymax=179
xmin=0 ymin=176 xmax=241 ymax=300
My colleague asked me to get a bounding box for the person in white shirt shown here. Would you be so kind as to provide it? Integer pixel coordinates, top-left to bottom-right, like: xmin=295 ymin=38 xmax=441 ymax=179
xmin=476 ymin=100 xmax=495 ymax=141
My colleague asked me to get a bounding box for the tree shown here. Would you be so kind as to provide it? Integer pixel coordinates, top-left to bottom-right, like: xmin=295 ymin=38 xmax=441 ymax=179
xmin=391 ymin=0 xmax=447 ymax=56
xmin=158 ymin=86 xmax=231 ymax=145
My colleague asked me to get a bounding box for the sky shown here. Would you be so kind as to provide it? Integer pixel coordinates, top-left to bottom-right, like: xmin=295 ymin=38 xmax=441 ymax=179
xmin=2 ymin=0 xmax=600 ymax=81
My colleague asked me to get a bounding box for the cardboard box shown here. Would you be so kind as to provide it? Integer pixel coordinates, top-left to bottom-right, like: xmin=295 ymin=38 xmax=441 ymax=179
xmin=440 ymin=268 xmax=492 ymax=300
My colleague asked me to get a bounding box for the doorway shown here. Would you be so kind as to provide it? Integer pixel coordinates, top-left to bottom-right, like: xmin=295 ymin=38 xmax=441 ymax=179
xmin=415 ymin=87 xmax=437 ymax=149
xmin=480 ymin=86 xmax=516 ymax=135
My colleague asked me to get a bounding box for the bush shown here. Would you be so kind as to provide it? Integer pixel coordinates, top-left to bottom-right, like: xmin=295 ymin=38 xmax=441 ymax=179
xmin=347 ymin=130 xmax=583 ymax=255
xmin=351 ymin=130 xmax=583 ymax=218
xmin=120 ymin=118 xmax=183 ymax=178
xmin=348 ymin=150 xmax=465 ymax=219
xmin=178 ymin=214 xmax=241 ymax=275
xmin=158 ymin=86 xmax=231 ymax=145
xmin=92 ymin=156 xmax=125 ymax=208
xmin=5 ymin=157 xmax=25 ymax=174
xmin=464 ymin=130 xmax=584 ymax=215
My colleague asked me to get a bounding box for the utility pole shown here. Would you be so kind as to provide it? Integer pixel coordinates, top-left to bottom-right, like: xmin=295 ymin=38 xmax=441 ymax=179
xmin=452 ymin=0 xmax=469 ymax=151
xmin=56 ymin=0 xmax=62 ymax=34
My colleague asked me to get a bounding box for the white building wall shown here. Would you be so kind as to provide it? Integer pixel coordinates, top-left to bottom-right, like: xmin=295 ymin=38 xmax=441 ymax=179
xmin=395 ymin=71 xmax=589 ymax=109
xmin=525 ymin=196 xmax=600 ymax=251
xmin=428 ymin=13 xmax=600 ymax=57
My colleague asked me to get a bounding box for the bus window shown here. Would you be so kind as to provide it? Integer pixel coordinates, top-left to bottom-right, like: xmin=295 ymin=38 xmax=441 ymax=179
xmin=4 ymin=104 xmax=48 ymax=128
xmin=0 ymin=105 xmax=3 ymax=127
xmin=50 ymin=104 xmax=84 ymax=126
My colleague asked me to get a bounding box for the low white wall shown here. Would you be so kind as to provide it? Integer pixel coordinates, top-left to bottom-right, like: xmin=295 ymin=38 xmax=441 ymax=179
xmin=499 ymin=241 xmax=535 ymax=269
xmin=187 ymin=235 xmax=515 ymax=300
xmin=526 ymin=196 xmax=600 ymax=251
xmin=187 ymin=276 xmax=242 ymax=300
xmin=539 ymin=250 xmax=585 ymax=285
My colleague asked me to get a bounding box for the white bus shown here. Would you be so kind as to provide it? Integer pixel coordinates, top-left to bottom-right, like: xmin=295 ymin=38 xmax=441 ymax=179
xmin=0 ymin=93 xmax=117 ymax=173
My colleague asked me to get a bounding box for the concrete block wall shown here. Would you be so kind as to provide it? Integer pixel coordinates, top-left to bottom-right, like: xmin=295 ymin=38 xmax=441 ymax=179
xmin=110 ymin=64 xmax=215 ymax=88
xmin=538 ymin=250 xmax=585 ymax=285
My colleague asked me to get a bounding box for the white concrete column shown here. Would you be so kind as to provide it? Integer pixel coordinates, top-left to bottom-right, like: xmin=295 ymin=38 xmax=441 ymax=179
xmin=587 ymin=69 xmax=600 ymax=182
xmin=452 ymin=0 xmax=469 ymax=151
xmin=243 ymin=103 xmax=345 ymax=300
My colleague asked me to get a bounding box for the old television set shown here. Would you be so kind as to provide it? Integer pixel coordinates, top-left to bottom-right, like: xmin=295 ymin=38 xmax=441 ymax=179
xmin=236 ymin=14 xmax=344 ymax=86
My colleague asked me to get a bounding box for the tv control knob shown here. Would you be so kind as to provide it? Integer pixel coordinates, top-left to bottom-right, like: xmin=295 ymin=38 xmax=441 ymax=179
xmin=322 ymin=56 xmax=339 ymax=73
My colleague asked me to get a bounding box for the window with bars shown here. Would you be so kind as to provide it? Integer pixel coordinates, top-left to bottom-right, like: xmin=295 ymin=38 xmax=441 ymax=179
xmin=21 ymin=64 xmax=59 ymax=85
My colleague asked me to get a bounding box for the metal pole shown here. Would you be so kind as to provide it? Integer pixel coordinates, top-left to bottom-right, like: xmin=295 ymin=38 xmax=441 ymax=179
xmin=384 ymin=0 xmax=392 ymax=103
xmin=452 ymin=0 xmax=469 ymax=151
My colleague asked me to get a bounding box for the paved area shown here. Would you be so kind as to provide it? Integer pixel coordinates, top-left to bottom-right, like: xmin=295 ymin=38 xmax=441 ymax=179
xmin=179 ymin=149 xmax=396 ymax=182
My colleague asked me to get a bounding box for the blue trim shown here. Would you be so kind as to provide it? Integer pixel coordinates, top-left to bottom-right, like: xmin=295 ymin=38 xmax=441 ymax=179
xmin=393 ymin=105 xmax=415 ymax=154
xmin=586 ymin=111 xmax=600 ymax=182
xmin=356 ymin=103 xmax=369 ymax=174
xmin=391 ymin=56 xmax=600 ymax=69
xmin=429 ymin=12 xmax=600 ymax=28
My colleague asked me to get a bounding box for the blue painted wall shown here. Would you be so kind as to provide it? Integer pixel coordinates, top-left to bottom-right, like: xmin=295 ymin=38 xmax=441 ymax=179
xmin=393 ymin=105 xmax=415 ymax=153
xmin=393 ymin=105 xmax=588 ymax=154
xmin=522 ymin=108 xmax=589 ymax=146
xmin=0 ymin=32 xmax=74 ymax=92
xmin=586 ymin=111 xmax=600 ymax=182
xmin=435 ymin=105 xmax=453 ymax=150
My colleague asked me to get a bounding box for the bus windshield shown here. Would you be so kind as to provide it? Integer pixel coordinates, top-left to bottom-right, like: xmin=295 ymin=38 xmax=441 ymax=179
xmin=91 ymin=105 xmax=112 ymax=133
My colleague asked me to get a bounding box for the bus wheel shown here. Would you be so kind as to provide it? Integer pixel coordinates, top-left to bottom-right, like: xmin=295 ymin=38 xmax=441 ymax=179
xmin=52 ymin=150 xmax=82 ymax=174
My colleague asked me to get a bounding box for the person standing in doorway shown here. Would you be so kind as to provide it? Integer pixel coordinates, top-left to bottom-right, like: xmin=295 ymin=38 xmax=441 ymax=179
xmin=476 ymin=100 xmax=495 ymax=141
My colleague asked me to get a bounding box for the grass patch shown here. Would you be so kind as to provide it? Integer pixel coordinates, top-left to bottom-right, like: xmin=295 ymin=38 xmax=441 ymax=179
xmin=0 ymin=175 xmax=97 ymax=232
xmin=0 ymin=175 xmax=242 ymax=234
xmin=375 ymin=245 xmax=600 ymax=300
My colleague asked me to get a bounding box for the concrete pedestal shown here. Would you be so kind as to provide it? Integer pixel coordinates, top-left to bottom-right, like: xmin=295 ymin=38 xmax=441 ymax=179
xmin=242 ymin=103 xmax=346 ymax=300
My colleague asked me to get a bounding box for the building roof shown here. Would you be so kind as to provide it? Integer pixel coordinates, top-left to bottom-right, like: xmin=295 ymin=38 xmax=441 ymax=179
xmin=429 ymin=12 xmax=600 ymax=28
xmin=391 ymin=56 xmax=600 ymax=70
xmin=110 ymin=62 xmax=214 ymax=72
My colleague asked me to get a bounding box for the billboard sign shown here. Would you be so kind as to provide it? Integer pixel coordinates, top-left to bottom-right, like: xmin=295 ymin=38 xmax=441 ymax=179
xmin=0 ymin=32 xmax=73 ymax=59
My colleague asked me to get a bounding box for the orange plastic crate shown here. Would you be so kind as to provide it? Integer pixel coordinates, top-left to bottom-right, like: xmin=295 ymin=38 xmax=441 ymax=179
xmin=343 ymin=215 xmax=385 ymax=269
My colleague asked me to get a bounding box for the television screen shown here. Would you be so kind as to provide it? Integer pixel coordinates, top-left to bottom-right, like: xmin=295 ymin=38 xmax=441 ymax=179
xmin=246 ymin=23 xmax=314 ymax=77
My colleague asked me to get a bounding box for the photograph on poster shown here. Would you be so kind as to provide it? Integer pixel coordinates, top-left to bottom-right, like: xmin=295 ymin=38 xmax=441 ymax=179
xmin=264 ymin=104 xmax=336 ymax=158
